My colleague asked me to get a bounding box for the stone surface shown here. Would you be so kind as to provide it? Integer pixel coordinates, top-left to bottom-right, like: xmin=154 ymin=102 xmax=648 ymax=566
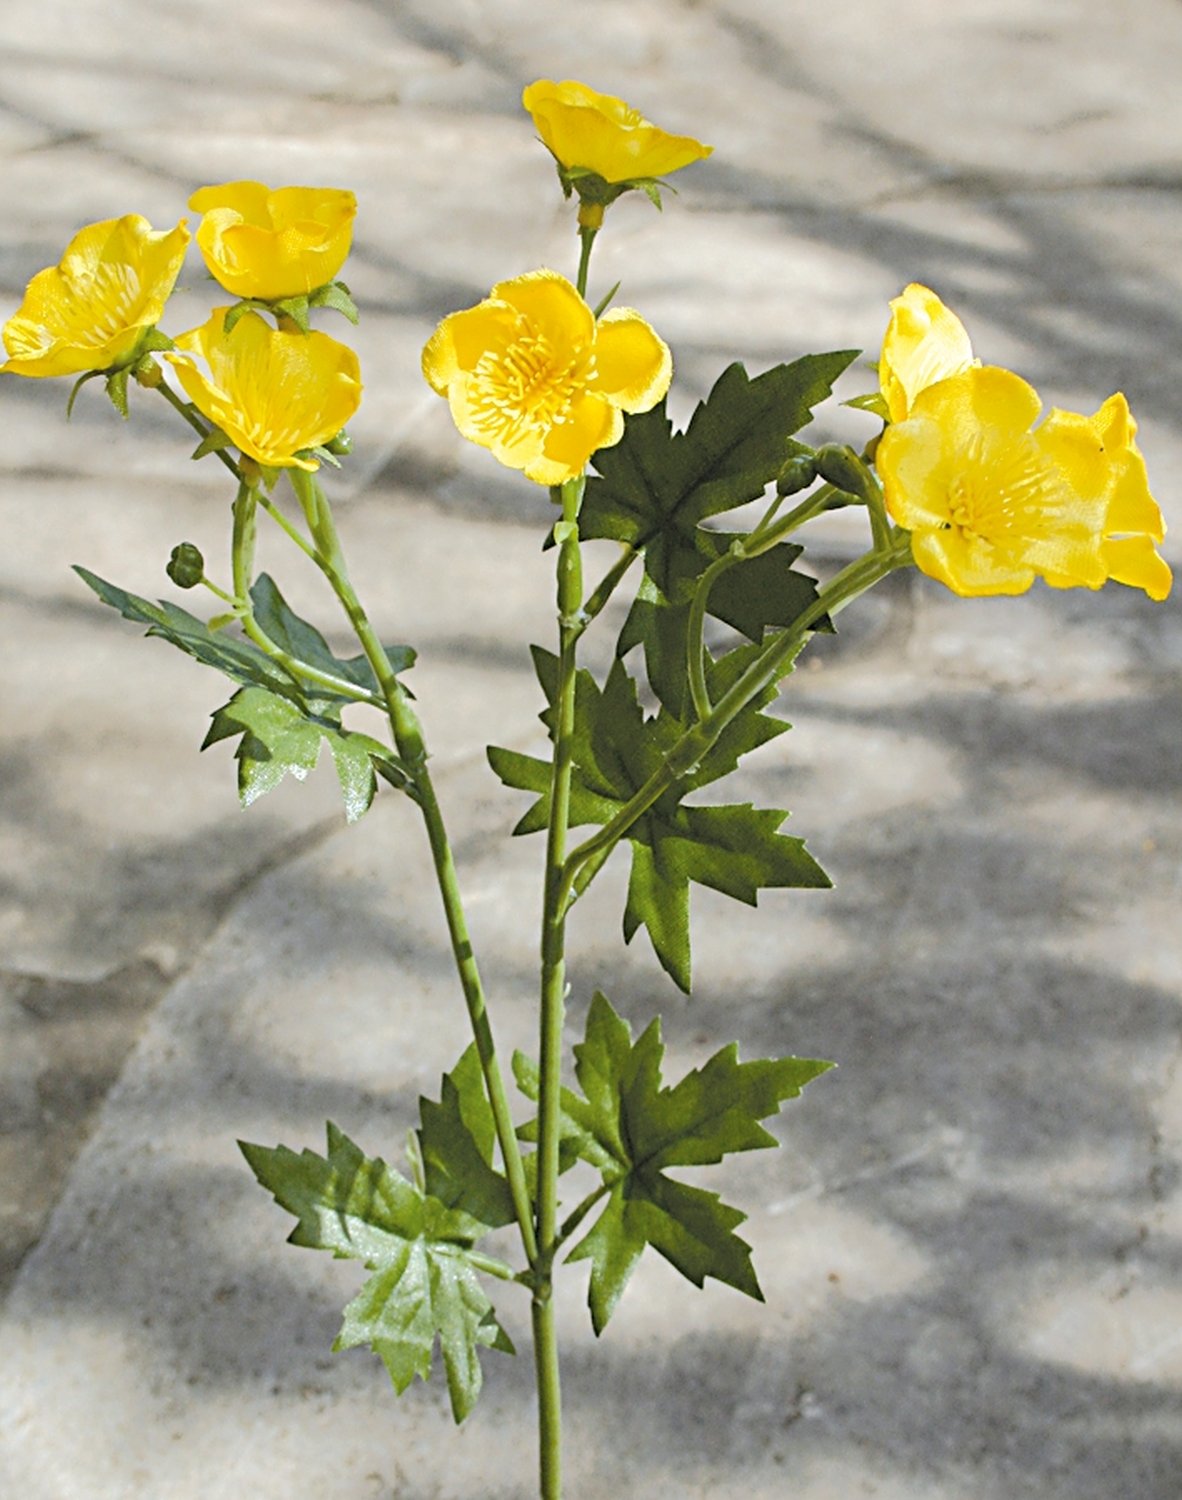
xmin=1 ymin=3 xmax=1180 ymax=1498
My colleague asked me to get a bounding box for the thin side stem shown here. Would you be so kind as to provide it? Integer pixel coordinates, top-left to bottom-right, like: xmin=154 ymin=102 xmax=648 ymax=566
xmin=576 ymin=225 xmax=598 ymax=299
xmin=286 ymin=468 xmax=538 ymax=1268
xmin=564 ymin=532 xmax=913 ymax=883
xmin=154 ymin=379 xmax=243 ymax=482
xmin=573 ymin=543 xmax=638 ymax=640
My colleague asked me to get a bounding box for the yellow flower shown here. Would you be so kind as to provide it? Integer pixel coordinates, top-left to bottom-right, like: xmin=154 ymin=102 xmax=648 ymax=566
xmin=421 ymin=269 xmax=671 ymax=486
xmin=879 ymin=283 xmax=976 ymax=423
xmin=1 ymin=215 xmax=189 ymax=379
xmin=877 ymin=365 xmax=1170 ymax=600
xmin=165 ymin=309 xmax=362 ymax=471
xmin=522 ymin=79 xmax=712 ymax=186
xmin=188 ymin=182 xmax=356 ymax=301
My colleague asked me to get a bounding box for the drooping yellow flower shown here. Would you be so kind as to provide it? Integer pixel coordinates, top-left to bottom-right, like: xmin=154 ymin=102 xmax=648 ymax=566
xmin=422 ymin=269 xmax=671 ymax=486
xmin=879 ymin=283 xmax=976 ymax=423
xmin=165 ymin=309 xmax=361 ymax=471
xmin=1 ymin=215 xmax=189 ymax=379
xmin=188 ymin=182 xmax=356 ymax=301
xmin=522 ymin=79 xmax=712 ymax=186
xmin=877 ymin=365 xmax=1170 ymax=600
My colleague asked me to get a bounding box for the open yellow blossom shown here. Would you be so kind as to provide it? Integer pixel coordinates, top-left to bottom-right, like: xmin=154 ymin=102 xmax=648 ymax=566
xmin=422 ymin=269 xmax=671 ymax=486
xmin=165 ymin=309 xmax=361 ymax=471
xmin=189 ymin=182 xmax=356 ymax=301
xmin=2 ymin=215 xmax=189 ymax=379
xmin=877 ymin=365 xmax=1170 ymax=600
xmin=879 ymin=283 xmax=976 ymax=423
xmin=522 ymin=79 xmax=712 ymax=186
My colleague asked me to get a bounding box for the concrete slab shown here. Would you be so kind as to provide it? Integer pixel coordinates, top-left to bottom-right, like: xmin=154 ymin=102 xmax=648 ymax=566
xmin=1 ymin=1 xmax=1180 ymax=1496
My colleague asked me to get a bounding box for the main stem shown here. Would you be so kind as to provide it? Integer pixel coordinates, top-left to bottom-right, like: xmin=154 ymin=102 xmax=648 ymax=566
xmin=285 ymin=468 xmax=538 ymax=1266
xmin=533 ymin=477 xmax=584 ymax=1500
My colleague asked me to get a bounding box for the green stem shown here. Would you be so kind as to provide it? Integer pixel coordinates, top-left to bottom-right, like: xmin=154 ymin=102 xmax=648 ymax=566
xmin=257 ymin=492 xmax=320 ymax=564
xmin=573 ymin=543 xmax=638 ymax=640
xmin=533 ymin=475 xmax=585 ymax=1500
xmin=227 ymin=481 xmax=384 ymax=707
xmin=685 ymin=544 xmax=743 ymax=720
xmin=576 ymin=226 xmax=598 ymax=299
xmin=154 ymin=380 xmax=243 ymax=483
xmin=565 ymin=533 xmax=913 ymax=883
xmin=285 ymin=468 xmax=539 ymax=1269
xmin=554 ymin=1181 xmax=611 ymax=1254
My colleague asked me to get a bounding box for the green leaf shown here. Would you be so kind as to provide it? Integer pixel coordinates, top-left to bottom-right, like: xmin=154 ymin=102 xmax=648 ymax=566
xmin=249 ymin=573 xmax=415 ymax=696
xmin=581 ymin=354 xmax=857 ymax=600
xmin=75 ymin=567 xmax=302 ymax=700
xmin=487 ymin=652 xmax=829 ymax=990
xmin=203 ymin=684 xmax=403 ymax=821
xmin=562 ymin=993 xmax=831 ymax=1332
xmin=240 ymin=1124 xmax=514 ymax=1422
xmin=417 ymin=1046 xmax=516 ymax=1232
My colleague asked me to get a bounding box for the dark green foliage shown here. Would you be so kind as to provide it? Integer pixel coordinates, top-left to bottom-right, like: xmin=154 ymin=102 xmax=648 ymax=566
xmin=488 ymin=652 xmax=829 ymax=991
xmin=417 ymin=1045 xmax=517 ymax=1231
xmin=580 ymin=354 xmax=856 ymax=600
xmin=517 ymin=994 xmax=831 ymax=1332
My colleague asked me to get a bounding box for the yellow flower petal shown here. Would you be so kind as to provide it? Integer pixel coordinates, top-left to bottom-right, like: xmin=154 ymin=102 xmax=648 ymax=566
xmin=421 ymin=269 xmax=670 ymax=486
xmin=879 ymin=283 xmax=976 ymax=423
xmin=2 ymin=215 xmax=189 ymax=378
xmin=529 ymin=394 xmax=621 ymax=485
xmin=189 ymin=181 xmax=356 ymax=301
xmin=594 ymin=309 xmax=672 ymax=411
xmin=1101 ymin=536 xmax=1173 ymax=601
xmin=879 ymin=365 xmax=1168 ymax=599
xmin=166 ymin=309 xmax=361 ymax=470
xmin=522 ymin=79 xmax=712 ymax=185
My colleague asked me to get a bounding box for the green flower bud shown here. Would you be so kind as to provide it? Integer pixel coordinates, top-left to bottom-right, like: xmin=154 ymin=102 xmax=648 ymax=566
xmin=167 ymin=542 xmax=205 ymax=589
xmin=814 ymin=443 xmax=873 ymax=500
xmin=775 ymin=453 xmax=817 ymax=497
xmin=324 ymin=428 xmax=352 ymax=456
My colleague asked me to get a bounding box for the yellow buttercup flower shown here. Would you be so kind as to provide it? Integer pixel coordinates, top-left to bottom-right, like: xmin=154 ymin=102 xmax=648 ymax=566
xmin=165 ymin=309 xmax=362 ymax=471
xmin=422 ymin=269 xmax=671 ymax=486
xmin=189 ymin=182 xmax=356 ymax=301
xmin=2 ymin=215 xmax=189 ymax=379
xmin=879 ymin=283 xmax=976 ymax=423
xmin=877 ymin=365 xmax=1170 ymax=600
xmin=522 ymin=79 xmax=712 ymax=187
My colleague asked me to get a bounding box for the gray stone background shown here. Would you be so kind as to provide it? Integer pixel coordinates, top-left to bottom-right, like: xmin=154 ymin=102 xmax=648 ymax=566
xmin=2 ymin=2 xmax=1181 ymax=1497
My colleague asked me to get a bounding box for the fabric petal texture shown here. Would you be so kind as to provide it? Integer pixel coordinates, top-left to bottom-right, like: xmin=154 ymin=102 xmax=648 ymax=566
xmin=879 ymin=283 xmax=976 ymax=423
xmin=188 ymin=181 xmax=356 ymax=301
xmin=2 ymin=215 xmax=189 ymax=378
xmin=522 ymin=79 xmax=712 ymax=185
xmin=166 ymin=309 xmax=361 ymax=470
xmin=878 ymin=365 xmax=1170 ymax=600
xmin=421 ymin=269 xmax=670 ymax=486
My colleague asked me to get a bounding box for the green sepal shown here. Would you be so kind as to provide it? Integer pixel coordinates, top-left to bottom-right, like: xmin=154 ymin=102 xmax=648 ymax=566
xmin=417 ymin=1045 xmax=517 ymax=1233
xmin=581 ymin=354 xmax=858 ymax=600
xmin=104 ymin=368 xmax=130 ymax=419
xmin=190 ymin=424 xmax=232 ymax=460
xmin=843 ymin=390 xmax=890 ymax=420
xmin=309 ymin=279 xmax=360 ymax=324
xmin=239 ymin=1124 xmax=515 ymax=1423
xmin=136 ymin=327 xmax=176 ymax=355
xmin=65 ymin=369 xmax=103 ymax=417
xmin=556 ymin=993 xmax=832 ymax=1332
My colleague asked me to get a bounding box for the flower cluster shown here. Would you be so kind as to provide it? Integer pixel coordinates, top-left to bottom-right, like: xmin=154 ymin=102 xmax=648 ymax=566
xmin=876 ymin=285 xmax=1170 ymax=600
xmin=1 ymin=182 xmax=361 ymax=469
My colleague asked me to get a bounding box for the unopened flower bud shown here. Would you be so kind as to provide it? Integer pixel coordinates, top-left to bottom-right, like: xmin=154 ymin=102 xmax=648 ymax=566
xmin=814 ymin=443 xmax=873 ymax=500
xmin=133 ymin=355 xmax=164 ymax=389
xmin=325 ymin=428 xmax=352 ymax=456
xmin=775 ymin=453 xmax=817 ymax=497
xmin=167 ymin=542 xmax=205 ymax=589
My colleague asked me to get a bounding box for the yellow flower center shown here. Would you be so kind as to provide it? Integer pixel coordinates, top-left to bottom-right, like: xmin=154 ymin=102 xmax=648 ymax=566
xmin=62 ymin=262 xmax=143 ymax=347
xmin=468 ymin=325 xmax=594 ymax=445
xmin=945 ymin=434 xmax=1060 ymax=552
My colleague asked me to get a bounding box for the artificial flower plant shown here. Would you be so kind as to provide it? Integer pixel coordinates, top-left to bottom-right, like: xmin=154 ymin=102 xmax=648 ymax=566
xmin=1 ymin=76 xmax=1169 ymax=1500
